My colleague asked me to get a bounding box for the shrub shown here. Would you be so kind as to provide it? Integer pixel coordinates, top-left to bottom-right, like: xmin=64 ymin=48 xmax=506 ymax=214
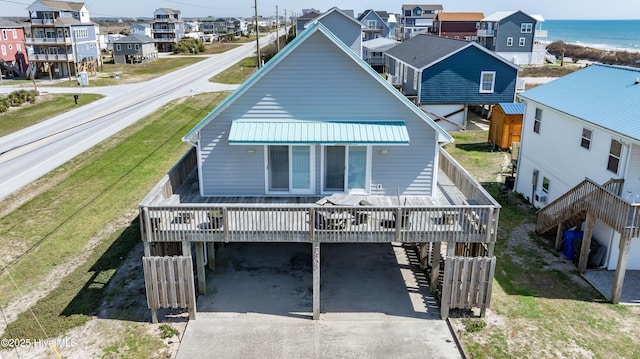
xmin=0 ymin=103 xmax=7 ymax=113
xmin=158 ymin=324 xmax=179 ymax=339
xmin=462 ymin=318 xmax=487 ymax=333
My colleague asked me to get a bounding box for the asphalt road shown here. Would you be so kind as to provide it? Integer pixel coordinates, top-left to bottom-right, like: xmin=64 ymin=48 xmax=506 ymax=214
xmin=0 ymin=32 xmax=279 ymax=200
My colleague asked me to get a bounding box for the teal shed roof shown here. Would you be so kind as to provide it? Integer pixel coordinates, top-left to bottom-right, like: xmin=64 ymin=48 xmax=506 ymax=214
xmin=498 ymin=103 xmax=525 ymax=115
xmin=519 ymin=64 xmax=640 ymax=142
xmin=228 ymin=120 xmax=410 ymax=145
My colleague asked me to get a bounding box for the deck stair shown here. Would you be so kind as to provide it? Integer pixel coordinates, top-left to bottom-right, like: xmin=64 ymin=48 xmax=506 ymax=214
xmin=536 ymin=178 xmax=640 ymax=239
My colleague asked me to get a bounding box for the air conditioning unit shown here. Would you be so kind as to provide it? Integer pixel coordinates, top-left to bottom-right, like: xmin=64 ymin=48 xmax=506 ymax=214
xmin=535 ymin=191 xmax=548 ymax=203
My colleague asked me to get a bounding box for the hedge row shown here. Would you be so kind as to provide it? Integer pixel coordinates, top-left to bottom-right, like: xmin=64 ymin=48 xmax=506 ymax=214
xmin=0 ymin=89 xmax=39 ymax=113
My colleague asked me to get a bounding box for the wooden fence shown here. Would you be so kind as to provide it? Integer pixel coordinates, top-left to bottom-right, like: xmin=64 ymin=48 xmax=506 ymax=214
xmin=439 ymin=256 xmax=496 ymax=319
xmin=143 ymin=256 xmax=196 ymax=323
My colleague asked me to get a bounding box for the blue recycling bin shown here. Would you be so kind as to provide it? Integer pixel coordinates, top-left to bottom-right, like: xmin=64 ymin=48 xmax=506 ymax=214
xmin=563 ymin=230 xmax=583 ymax=260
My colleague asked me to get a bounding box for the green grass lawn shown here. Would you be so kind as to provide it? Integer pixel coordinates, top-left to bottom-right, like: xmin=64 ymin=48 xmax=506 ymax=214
xmin=447 ymin=130 xmax=640 ymax=359
xmin=209 ymin=56 xmax=258 ymax=84
xmin=0 ymin=92 xmax=230 ymax=343
xmin=0 ymin=93 xmax=102 ymax=137
xmin=49 ymin=57 xmax=205 ymax=87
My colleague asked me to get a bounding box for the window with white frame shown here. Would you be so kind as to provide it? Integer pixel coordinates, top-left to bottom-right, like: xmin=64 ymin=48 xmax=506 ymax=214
xmin=1 ymin=45 xmax=6 ymax=56
xmin=267 ymin=145 xmax=313 ymax=193
xmin=134 ymin=44 xmax=139 ymax=50
xmin=542 ymin=176 xmax=550 ymax=193
xmin=1 ymin=30 xmax=6 ymax=40
xmin=521 ymin=23 xmax=533 ymax=33
xmin=581 ymin=128 xmax=592 ymax=149
xmin=403 ymin=64 xmax=407 ymax=83
xmin=73 ymin=28 xmax=88 ymax=39
xmin=16 ymin=44 xmax=21 ymax=52
xmin=115 ymin=44 xmax=121 ymax=51
xmin=607 ymin=139 xmax=622 ymax=174
xmin=519 ymin=37 xmax=526 ymax=46
xmin=367 ymin=20 xmax=377 ymax=29
xmin=533 ymin=108 xmax=542 ymax=133
xmin=413 ymin=71 xmax=418 ymax=90
xmin=506 ymin=37 xmax=513 ymax=46
xmin=479 ymin=71 xmax=496 ymax=93
xmin=12 ymin=29 xmax=17 ymax=39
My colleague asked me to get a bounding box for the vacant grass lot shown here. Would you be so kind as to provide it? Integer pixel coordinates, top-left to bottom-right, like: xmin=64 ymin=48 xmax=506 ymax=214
xmin=50 ymin=57 xmax=205 ymax=87
xmin=0 ymin=93 xmax=102 ymax=137
xmin=210 ymin=56 xmax=258 ymax=84
xmin=446 ymin=130 xmax=640 ymax=359
xmin=0 ymin=92 xmax=230 ymax=345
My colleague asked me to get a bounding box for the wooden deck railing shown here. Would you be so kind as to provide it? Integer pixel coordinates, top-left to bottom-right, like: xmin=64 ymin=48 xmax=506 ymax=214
xmin=438 ymin=149 xmax=498 ymax=206
xmin=141 ymin=204 xmax=499 ymax=244
xmin=536 ymin=178 xmax=640 ymax=237
xmin=139 ymin=147 xmax=500 ymax=244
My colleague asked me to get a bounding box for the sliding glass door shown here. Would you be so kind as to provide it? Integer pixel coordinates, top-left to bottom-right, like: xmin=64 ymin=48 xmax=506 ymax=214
xmin=267 ymin=145 xmax=313 ymax=193
xmin=323 ymin=146 xmax=369 ymax=193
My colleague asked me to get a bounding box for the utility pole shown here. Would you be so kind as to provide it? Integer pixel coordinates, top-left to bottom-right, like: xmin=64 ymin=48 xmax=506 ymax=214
xmin=254 ymin=0 xmax=261 ymax=68
xmin=276 ymin=5 xmax=280 ymax=51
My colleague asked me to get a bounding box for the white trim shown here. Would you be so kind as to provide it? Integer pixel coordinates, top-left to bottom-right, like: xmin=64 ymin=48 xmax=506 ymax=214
xmin=264 ymin=145 xmax=315 ymax=195
xmin=320 ymin=145 xmax=371 ymax=195
xmin=519 ymin=37 xmax=526 ymax=47
xmin=479 ymin=71 xmax=496 ymax=93
xmin=506 ymin=37 xmax=513 ymax=46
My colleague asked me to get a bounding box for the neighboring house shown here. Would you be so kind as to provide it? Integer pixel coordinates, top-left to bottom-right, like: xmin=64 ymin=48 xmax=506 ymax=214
xmin=362 ymin=37 xmax=399 ymax=71
xmin=388 ymin=13 xmax=399 ymax=40
xmin=112 ymin=34 xmax=158 ymax=64
xmin=515 ymin=64 xmax=640 ymax=303
xmin=302 ymin=7 xmax=363 ymax=58
xmin=25 ymin=0 xmax=101 ymax=80
xmin=130 ymin=23 xmax=152 ymax=37
xmin=385 ymin=34 xmax=521 ymax=130
xmin=295 ymin=9 xmax=320 ymax=36
xmin=488 ymin=102 xmax=524 ymax=151
xmin=430 ymin=12 xmax=484 ymax=41
xmin=357 ymin=9 xmax=390 ymax=41
xmin=0 ymin=18 xmax=28 ymax=77
xmin=139 ymin=22 xmax=500 ymax=323
xmin=151 ymin=8 xmax=184 ymax=52
xmin=201 ymin=16 xmax=216 ymax=34
xmin=400 ymin=4 xmax=443 ymax=40
xmin=477 ymin=10 xmax=547 ymax=65
xmin=211 ymin=17 xmax=245 ymax=37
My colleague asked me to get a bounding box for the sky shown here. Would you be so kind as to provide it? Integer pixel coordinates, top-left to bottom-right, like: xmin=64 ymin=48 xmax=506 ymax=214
xmin=1 ymin=0 xmax=639 ymax=20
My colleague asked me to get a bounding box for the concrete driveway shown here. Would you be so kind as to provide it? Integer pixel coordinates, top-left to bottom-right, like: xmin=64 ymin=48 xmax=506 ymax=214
xmin=176 ymin=242 xmax=462 ymax=358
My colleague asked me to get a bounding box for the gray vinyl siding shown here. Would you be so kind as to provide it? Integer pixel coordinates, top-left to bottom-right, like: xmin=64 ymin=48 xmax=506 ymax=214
xmin=494 ymin=13 xmax=536 ymax=53
xmin=314 ymin=12 xmax=362 ymax=56
xmin=199 ymin=31 xmax=440 ymax=197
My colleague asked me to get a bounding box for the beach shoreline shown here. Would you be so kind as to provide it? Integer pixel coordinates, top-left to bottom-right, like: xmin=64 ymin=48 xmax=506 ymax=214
xmin=544 ymin=40 xmax=640 ymax=67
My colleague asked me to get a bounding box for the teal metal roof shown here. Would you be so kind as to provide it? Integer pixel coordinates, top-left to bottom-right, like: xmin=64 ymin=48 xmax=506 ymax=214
xmin=498 ymin=103 xmax=525 ymax=115
xmin=519 ymin=64 xmax=640 ymax=141
xmin=228 ymin=120 xmax=410 ymax=144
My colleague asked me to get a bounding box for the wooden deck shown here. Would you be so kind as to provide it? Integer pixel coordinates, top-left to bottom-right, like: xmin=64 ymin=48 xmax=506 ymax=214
xmin=139 ymin=148 xmax=500 ymax=244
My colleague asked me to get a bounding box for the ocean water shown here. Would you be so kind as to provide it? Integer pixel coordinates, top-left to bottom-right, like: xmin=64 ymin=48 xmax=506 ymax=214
xmin=543 ymin=20 xmax=640 ymax=52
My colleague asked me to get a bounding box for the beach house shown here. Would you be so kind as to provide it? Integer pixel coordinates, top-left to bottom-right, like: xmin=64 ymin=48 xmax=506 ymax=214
xmin=477 ymin=10 xmax=547 ymax=65
xmin=385 ymin=34 xmax=521 ymax=130
xmin=139 ymin=22 xmax=500 ymax=322
xmin=515 ymin=64 xmax=640 ymax=303
xmin=25 ymin=0 xmax=101 ymax=79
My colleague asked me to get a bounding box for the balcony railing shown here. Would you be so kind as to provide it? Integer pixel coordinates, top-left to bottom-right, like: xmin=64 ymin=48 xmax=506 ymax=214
xmin=534 ymin=29 xmax=548 ymax=38
xmin=139 ymin=148 xmax=500 ymax=245
xmin=30 ymin=19 xmax=55 ymax=25
xmin=32 ymin=53 xmax=74 ymax=61
xmin=364 ymin=26 xmax=384 ymax=32
xmin=477 ymin=29 xmax=495 ymax=37
xmin=26 ymin=37 xmax=72 ymax=45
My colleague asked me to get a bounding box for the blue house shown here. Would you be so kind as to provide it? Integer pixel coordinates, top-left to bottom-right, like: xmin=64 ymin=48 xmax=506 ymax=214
xmin=301 ymin=7 xmax=363 ymax=57
xmin=477 ymin=10 xmax=547 ymax=65
xmin=357 ymin=10 xmax=390 ymax=41
xmin=385 ymin=34 xmax=521 ymax=130
xmin=139 ymin=21 xmax=501 ymax=322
